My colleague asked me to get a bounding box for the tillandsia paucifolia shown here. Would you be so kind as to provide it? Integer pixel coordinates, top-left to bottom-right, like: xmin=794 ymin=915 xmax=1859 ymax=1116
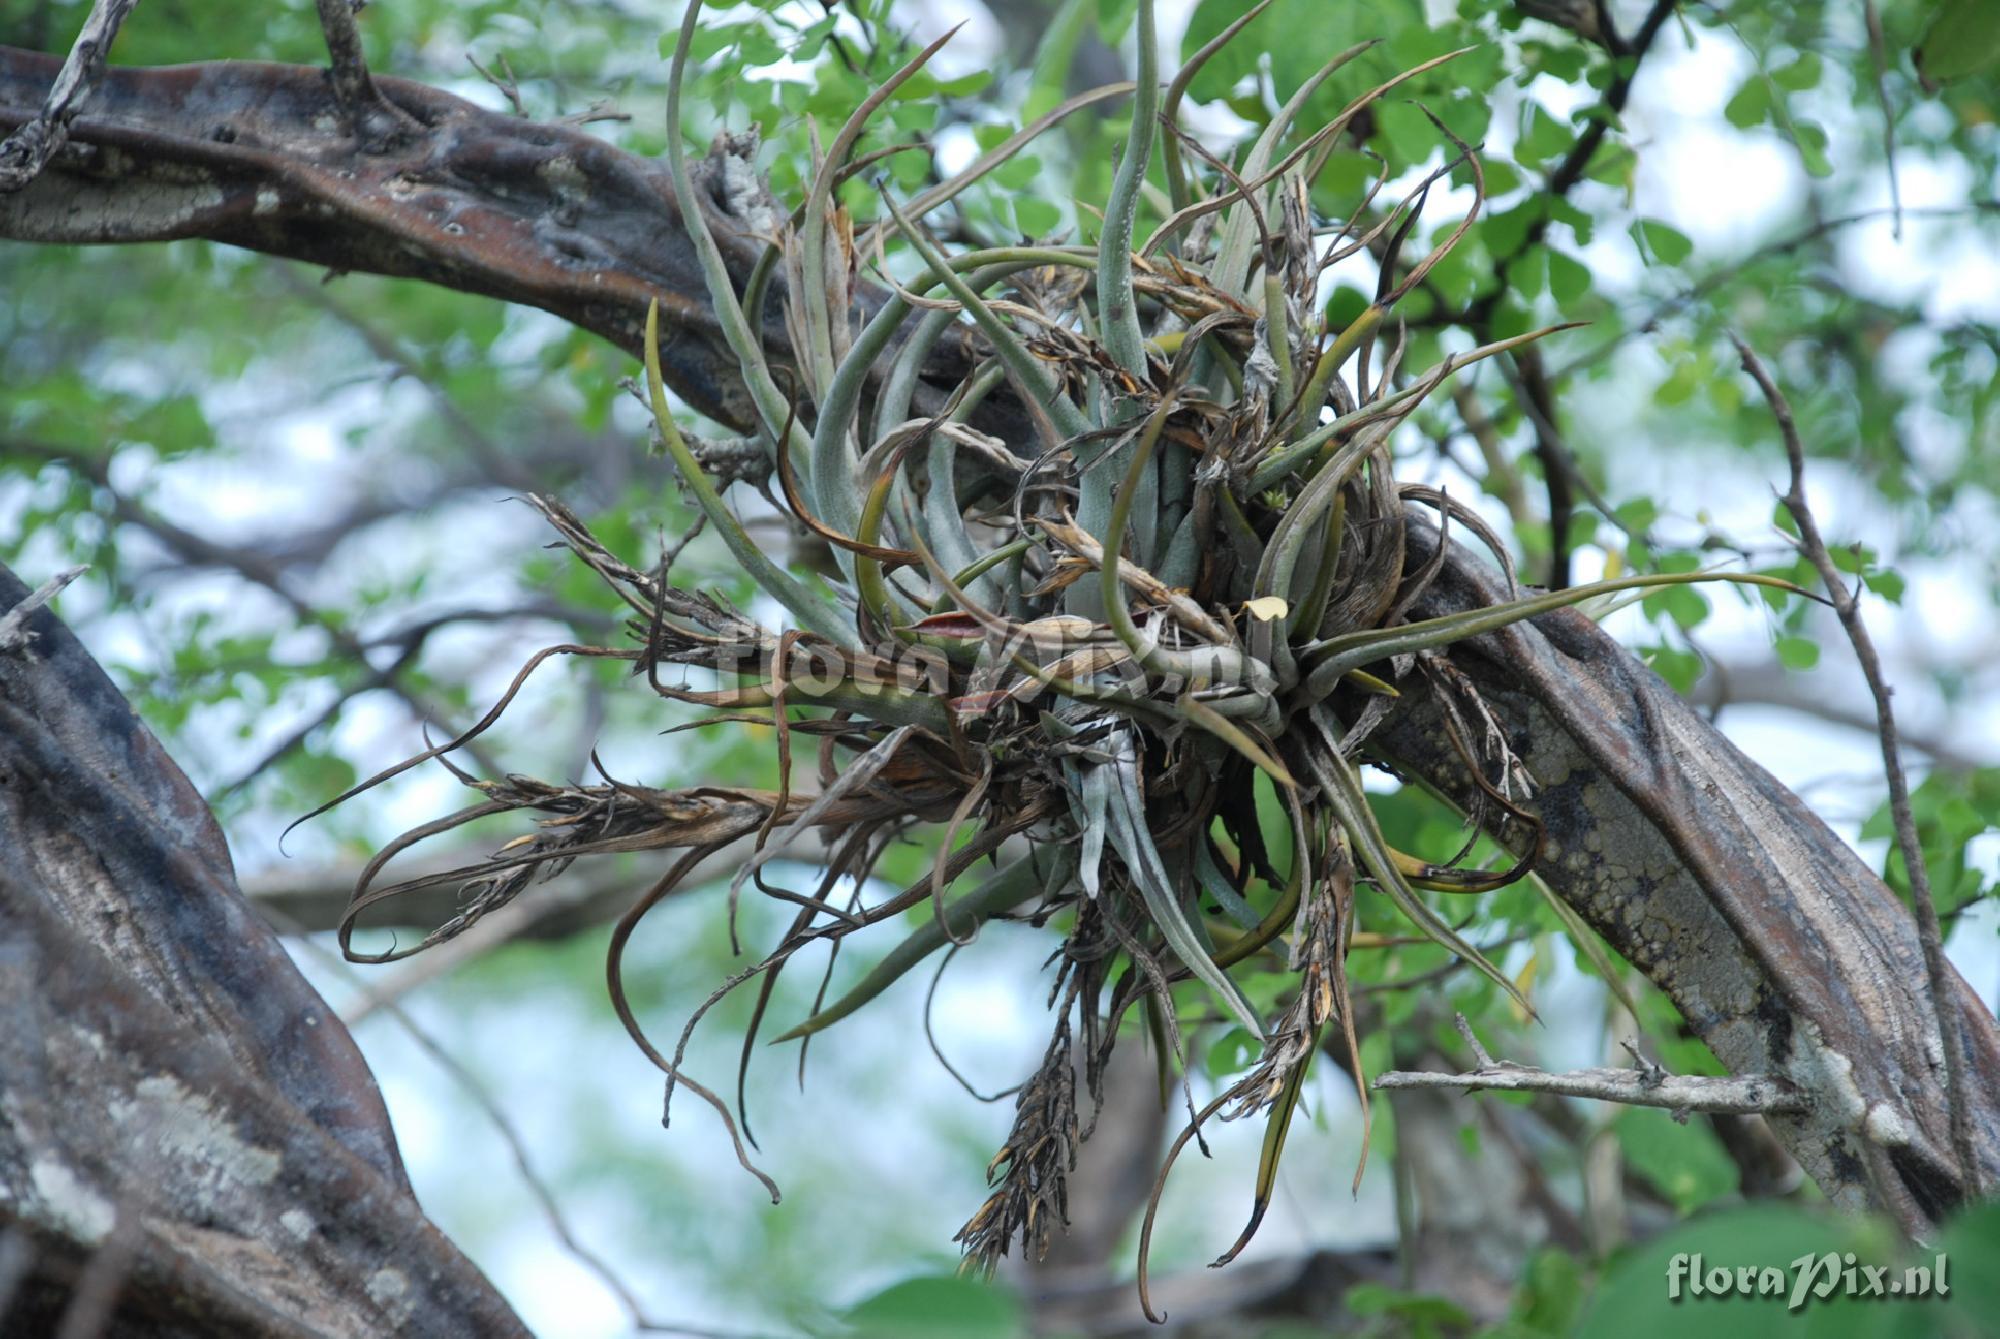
xmin=319 ymin=0 xmax=1824 ymax=1299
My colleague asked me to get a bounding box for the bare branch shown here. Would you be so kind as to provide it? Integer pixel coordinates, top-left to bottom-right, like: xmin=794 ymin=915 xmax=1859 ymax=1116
xmin=1453 ymin=1012 xmax=1496 ymax=1068
xmin=269 ymin=266 xmax=532 ymax=489
xmin=1380 ymin=1014 xmax=1801 ymax=1119
xmin=464 ymin=51 xmax=525 ymax=117
xmin=0 ymin=0 xmax=139 ymax=192
xmin=0 ymin=564 xmax=85 ymax=652
xmin=1555 ymin=203 xmax=1999 ymax=382
xmin=1375 ymin=513 xmax=2000 ymax=1225
xmin=1734 ymin=333 xmax=1984 ymax=1201
xmin=0 ymin=48 xmax=815 ymax=433
xmin=1375 ymin=1061 xmax=1804 ymax=1118
xmin=1691 ymin=654 xmax=1993 ymax=773
xmin=1862 ymin=0 xmax=1902 ymax=240
xmin=7 ymin=436 xmax=509 ymax=783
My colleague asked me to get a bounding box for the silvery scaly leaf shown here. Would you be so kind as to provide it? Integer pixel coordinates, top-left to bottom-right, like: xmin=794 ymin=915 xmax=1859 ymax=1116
xmin=1072 ymin=759 xmax=1111 ymax=899
xmin=1102 ymin=736 xmax=1266 ymax=1039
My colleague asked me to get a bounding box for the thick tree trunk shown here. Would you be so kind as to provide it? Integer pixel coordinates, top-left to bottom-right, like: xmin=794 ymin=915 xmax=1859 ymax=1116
xmin=0 ymin=566 xmax=528 ymax=1336
xmin=1 ymin=47 xmax=1993 ymax=1332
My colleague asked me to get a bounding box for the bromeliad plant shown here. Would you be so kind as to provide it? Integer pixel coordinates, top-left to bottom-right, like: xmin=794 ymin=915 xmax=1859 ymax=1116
xmin=322 ymin=0 xmax=1814 ymax=1304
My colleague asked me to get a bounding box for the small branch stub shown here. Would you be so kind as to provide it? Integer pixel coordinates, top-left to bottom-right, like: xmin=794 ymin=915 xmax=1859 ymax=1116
xmin=0 ymin=0 xmax=142 ymax=193
xmin=0 ymin=564 xmax=87 ymax=652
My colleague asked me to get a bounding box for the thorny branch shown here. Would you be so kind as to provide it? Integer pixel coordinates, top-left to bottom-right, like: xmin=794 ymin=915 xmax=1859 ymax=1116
xmin=1373 ymin=1015 xmax=1807 ymax=1118
xmin=1733 ymin=333 xmax=1985 ymax=1201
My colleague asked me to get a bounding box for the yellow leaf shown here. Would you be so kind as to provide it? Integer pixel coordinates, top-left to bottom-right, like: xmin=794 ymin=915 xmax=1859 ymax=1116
xmin=1509 ymin=948 xmax=1541 ymax=1023
xmin=1245 ymin=596 xmax=1289 ymax=621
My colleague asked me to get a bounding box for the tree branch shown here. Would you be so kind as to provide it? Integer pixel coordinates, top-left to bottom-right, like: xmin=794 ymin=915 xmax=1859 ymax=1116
xmin=0 ymin=0 xmax=139 ymax=192
xmin=0 ymin=564 xmax=84 ymax=651
xmin=1372 ymin=515 xmax=2000 ymax=1229
xmin=1691 ymin=654 xmax=1992 ymax=773
xmin=1374 ymin=1065 xmax=1804 ymax=1116
xmin=7 ymin=435 xmax=510 ymax=785
xmin=1734 ymin=334 xmax=1985 ymax=1201
xmin=1374 ymin=1015 xmax=1806 ymax=1117
xmin=0 ymin=46 xmax=961 ymax=435
xmin=2 ymin=27 xmax=1995 ymax=1253
xmin=311 ymin=0 xmax=419 ymax=151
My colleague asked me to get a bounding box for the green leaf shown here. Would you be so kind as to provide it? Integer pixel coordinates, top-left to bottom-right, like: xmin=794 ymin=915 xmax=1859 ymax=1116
xmin=1515 ymin=102 xmax=1573 ymax=169
xmin=1013 ymin=195 xmax=1062 ymax=236
xmin=1774 ymin=636 xmax=1820 ymax=671
xmin=1505 ymin=244 xmax=1549 ymax=301
xmin=1547 ymin=247 xmax=1592 ymax=305
xmin=1323 ymin=286 xmax=1371 ymax=336
xmin=1474 ymin=157 xmax=1522 ymax=197
xmin=1546 ymin=194 xmax=1595 ymax=245
xmin=1377 ymin=100 xmax=1442 ymax=164
xmin=1096 ymin=0 xmax=1138 ymax=43
xmin=1482 ymin=202 xmax=1542 ymax=258
xmin=1513 ymin=1247 xmax=1587 ymax=1336
xmin=842 ymin=1276 xmax=1024 ymax=1338
xmin=1578 ymin=1204 xmax=1908 ymax=1337
xmin=1863 ymin=568 xmax=1906 ymax=604
xmin=1345 ymin=1282 xmax=1471 ymax=1326
xmin=936 ymin=69 xmax=994 ymax=96
xmin=1771 ymin=51 xmax=1822 ymax=92
xmin=1631 ymin=218 xmax=1694 ymax=266
xmin=1615 ymin=496 xmax=1661 ymax=534
xmin=1642 ymin=580 xmax=1710 ymax=630
xmin=1723 ymin=77 xmax=1770 ymax=129
xmin=1617 ymin=1109 xmax=1740 ymax=1215
xmin=1924 ymin=1209 xmax=2000 ymax=1339
xmin=1654 ymin=359 xmax=1701 ymax=407
xmin=1917 ymin=0 xmax=2000 ymax=87
xmin=1794 ymin=119 xmax=1834 ymax=178
xmin=1204 ymin=1026 xmax=1260 ymax=1080
xmin=1644 ymin=643 xmax=1702 ymax=694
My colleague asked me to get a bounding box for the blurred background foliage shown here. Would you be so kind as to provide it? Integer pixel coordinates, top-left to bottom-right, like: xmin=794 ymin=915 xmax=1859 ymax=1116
xmin=2 ymin=0 xmax=1997 ymax=1335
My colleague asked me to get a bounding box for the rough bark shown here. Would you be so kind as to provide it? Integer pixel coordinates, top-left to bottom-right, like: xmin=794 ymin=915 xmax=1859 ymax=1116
xmin=1 ymin=41 xmax=1995 ymax=1332
xmin=0 ymin=565 xmax=528 ymax=1336
xmin=0 ymin=48 xmax=969 ymax=433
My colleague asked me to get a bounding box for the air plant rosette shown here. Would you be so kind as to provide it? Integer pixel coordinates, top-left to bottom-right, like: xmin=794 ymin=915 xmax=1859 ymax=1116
xmin=319 ymin=0 xmax=1811 ymax=1308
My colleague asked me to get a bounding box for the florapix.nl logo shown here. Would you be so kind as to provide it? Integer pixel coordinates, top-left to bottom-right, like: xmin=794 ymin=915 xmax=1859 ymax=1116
xmin=1667 ymin=1251 xmax=1949 ymax=1312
